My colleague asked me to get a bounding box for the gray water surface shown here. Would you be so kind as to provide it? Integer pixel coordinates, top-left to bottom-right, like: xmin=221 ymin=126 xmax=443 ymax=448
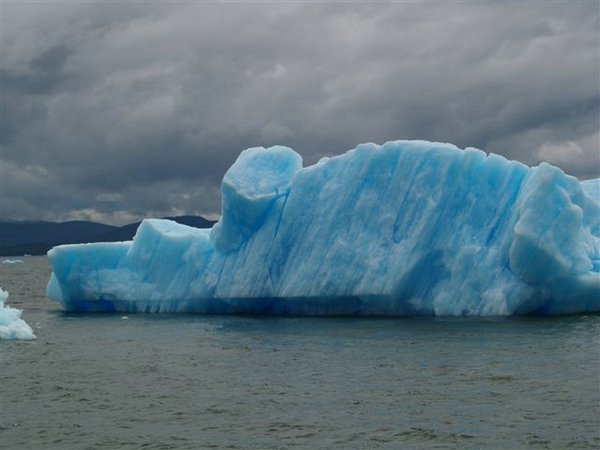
xmin=1 ymin=256 xmax=599 ymax=449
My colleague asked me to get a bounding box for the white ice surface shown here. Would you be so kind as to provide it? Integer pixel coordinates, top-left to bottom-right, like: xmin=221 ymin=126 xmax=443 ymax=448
xmin=0 ymin=288 xmax=35 ymax=340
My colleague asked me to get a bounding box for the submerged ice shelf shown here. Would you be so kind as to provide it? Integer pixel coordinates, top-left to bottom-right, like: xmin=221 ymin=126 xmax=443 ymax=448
xmin=1 ymin=288 xmax=35 ymax=340
xmin=47 ymin=141 xmax=600 ymax=316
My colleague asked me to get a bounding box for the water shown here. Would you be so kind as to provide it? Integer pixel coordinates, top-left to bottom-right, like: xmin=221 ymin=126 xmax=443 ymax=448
xmin=1 ymin=256 xmax=599 ymax=449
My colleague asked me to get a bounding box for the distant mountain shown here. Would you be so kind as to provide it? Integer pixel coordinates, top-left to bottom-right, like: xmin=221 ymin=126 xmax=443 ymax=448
xmin=92 ymin=216 xmax=215 ymax=242
xmin=0 ymin=221 xmax=115 ymax=247
xmin=0 ymin=216 xmax=216 ymax=256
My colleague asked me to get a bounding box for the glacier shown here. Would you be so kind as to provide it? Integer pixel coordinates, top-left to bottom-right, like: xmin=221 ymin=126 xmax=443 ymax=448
xmin=47 ymin=140 xmax=600 ymax=316
xmin=1 ymin=288 xmax=36 ymax=340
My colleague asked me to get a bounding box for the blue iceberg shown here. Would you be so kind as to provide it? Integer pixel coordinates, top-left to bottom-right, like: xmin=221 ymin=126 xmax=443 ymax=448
xmin=47 ymin=141 xmax=600 ymax=316
xmin=1 ymin=288 xmax=36 ymax=340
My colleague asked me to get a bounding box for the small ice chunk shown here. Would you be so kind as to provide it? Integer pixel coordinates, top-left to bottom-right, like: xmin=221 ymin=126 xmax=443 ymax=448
xmin=0 ymin=288 xmax=36 ymax=340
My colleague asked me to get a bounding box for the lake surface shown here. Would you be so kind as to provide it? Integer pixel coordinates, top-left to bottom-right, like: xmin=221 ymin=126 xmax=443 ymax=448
xmin=1 ymin=256 xmax=599 ymax=449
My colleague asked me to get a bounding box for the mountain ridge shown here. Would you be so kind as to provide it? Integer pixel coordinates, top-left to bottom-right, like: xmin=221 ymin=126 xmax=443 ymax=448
xmin=0 ymin=216 xmax=216 ymax=256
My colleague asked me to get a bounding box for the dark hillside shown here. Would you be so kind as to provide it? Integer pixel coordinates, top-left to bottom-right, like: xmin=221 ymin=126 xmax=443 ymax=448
xmin=0 ymin=216 xmax=216 ymax=256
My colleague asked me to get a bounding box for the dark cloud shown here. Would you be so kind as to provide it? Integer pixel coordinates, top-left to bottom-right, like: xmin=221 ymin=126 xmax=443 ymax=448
xmin=1 ymin=1 xmax=598 ymax=224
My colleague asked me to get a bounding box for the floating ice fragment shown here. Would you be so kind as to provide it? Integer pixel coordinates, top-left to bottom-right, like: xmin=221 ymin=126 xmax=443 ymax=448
xmin=0 ymin=288 xmax=36 ymax=340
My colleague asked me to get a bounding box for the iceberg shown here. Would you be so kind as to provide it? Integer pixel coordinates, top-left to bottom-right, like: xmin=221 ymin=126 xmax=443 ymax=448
xmin=0 ymin=288 xmax=36 ymax=340
xmin=47 ymin=141 xmax=600 ymax=316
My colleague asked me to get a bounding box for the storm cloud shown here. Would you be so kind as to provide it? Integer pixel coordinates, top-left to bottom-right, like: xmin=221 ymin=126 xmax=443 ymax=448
xmin=1 ymin=2 xmax=598 ymax=224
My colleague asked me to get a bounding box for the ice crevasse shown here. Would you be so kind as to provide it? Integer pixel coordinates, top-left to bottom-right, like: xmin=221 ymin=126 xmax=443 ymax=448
xmin=47 ymin=141 xmax=600 ymax=316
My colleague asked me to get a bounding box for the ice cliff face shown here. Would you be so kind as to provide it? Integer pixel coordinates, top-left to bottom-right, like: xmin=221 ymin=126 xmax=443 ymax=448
xmin=47 ymin=141 xmax=600 ymax=315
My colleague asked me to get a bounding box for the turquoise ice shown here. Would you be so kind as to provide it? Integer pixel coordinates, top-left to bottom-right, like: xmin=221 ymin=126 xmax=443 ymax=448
xmin=47 ymin=141 xmax=600 ymax=315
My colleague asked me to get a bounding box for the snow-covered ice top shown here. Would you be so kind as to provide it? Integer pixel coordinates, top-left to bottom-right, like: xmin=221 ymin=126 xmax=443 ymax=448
xmin=47 ymin=140 xmax=600 ymax=316
xmin=0 ymin=288 xmax=36 ymax=340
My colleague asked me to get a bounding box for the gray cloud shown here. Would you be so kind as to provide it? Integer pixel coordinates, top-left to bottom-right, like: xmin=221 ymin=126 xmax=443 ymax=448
xmin=1 ymin=1 xmax=598 ymax=224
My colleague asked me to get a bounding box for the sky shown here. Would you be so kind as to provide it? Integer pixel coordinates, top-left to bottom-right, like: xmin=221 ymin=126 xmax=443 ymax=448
xmin=1 ymin=1 xmax=599 ymax=225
